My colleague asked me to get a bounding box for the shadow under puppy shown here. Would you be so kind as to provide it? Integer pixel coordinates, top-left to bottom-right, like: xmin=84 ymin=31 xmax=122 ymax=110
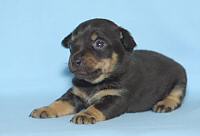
xmin=30 ymin=18 xmax=187 ymax=124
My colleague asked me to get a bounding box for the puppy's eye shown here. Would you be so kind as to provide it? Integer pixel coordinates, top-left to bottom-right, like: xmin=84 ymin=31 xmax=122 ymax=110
xmin=93 ymin=39 xmax=106 ymax=49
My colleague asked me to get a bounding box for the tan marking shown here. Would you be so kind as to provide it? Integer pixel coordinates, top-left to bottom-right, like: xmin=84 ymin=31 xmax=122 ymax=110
xmin=72 ymin=86 xmax=89 ymax=100
xmin=88 ymin=89 xmax=122 ymax=104
xmin=91 ymin=32 xmax=98 ymax=41
xmin=83 ymin=52 xmax=118 ymax=84
xmin=155 ymin=98 xmax=179 ymax=112
xmin=169 ymin=86 xmax=183 ymax=98
xmin=73 ymin=105 xmax=106 ymax=123
xmin=72 ymin=87 xmax=122 ymax=105
xmin=91 ymin=74 xmax=107 ymax=84
xmin=165 ymin=85 xmax=184 ymax=104
xmin=48 ymin=100 xmax=75 ymax=116
xmin=96 ymin=52 xmax=118 ymax=73
xmin=153 ymin=85 xmax=184 ymax=112
xmin=30 ymin=100 xmax=75 ymax=118
xmin=84 ymin=53 xmax=98 ymax=68
xmin=71 ymin=34 xmax=75 ymax=41
xmin=86 ymin=106 xmax=106 ymax=121
xmin=91 ymin=52 xmax=118 ymax=84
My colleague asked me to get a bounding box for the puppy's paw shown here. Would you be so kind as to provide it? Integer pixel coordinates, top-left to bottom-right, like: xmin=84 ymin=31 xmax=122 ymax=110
xmin=152 ymin=98 xmax=180 ymax=113
xmin=71 ymin=112 xmax=96 ymax=124
xmin=30 ymin=106 xmax=58 ymax=118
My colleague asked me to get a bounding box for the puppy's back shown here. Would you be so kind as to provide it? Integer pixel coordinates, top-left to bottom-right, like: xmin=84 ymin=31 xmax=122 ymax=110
xmin=125 ymin=50 xmax=187 ymax=112
xmin=132 ymin=50 xmax=186 ymax=76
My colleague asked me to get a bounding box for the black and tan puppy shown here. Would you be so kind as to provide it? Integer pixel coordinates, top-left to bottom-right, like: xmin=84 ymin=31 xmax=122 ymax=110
xmin=30 ymin=18 xmax=187 ymax=124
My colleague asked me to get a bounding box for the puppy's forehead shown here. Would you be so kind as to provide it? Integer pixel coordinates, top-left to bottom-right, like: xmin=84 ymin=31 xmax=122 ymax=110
xmin=77 ymin=19 xmax=118 ymax=31
xmin=71 ymin=19 xmax=119 ymax=41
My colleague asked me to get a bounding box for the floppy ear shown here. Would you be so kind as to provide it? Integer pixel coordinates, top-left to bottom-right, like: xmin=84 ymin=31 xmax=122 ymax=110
xmin=119 ymin=27 xmax=136 ymax=52
xmin=61 ymin=33 xmax=72 ymax=48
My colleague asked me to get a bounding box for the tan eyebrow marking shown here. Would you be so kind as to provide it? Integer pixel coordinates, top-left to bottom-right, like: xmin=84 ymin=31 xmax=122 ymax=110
xmin=91 ymin=32 xmax=98 ymax=41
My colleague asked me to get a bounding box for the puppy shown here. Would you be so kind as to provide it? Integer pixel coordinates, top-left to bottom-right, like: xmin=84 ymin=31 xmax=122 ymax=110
xmin=30 ymin=18 xmax=187 ymax=124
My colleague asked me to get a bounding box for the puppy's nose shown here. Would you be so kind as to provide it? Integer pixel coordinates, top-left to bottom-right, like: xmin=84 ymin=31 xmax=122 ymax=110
xmin=75 ymin=58 xmax=82 ymax=66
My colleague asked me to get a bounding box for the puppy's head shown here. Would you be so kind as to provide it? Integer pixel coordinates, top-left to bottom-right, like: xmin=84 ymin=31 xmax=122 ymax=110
xmin=62 ymin=18 xmax=136 ymax=84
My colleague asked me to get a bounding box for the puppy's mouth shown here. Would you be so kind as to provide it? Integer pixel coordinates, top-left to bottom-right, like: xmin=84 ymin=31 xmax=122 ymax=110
xmin=71 ymin=68 xmax=102 ymax=80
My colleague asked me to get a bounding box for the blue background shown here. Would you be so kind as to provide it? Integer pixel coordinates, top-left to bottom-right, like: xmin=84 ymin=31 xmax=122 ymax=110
xmin=0 ymin=0 xmax=200 ymax=135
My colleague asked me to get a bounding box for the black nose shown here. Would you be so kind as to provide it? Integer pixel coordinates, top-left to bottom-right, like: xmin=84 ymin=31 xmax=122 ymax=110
xmin=75 ymin=58 xmax=82 ymax=65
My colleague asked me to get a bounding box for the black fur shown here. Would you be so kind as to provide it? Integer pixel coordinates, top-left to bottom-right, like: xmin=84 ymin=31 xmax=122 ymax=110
xmin=119 ymin=27 xmax=137 ymax=52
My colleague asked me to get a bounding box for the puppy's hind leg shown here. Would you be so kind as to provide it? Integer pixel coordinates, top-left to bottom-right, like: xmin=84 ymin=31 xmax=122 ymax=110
xmin=152 ymin=82 xmax=186 ymax=113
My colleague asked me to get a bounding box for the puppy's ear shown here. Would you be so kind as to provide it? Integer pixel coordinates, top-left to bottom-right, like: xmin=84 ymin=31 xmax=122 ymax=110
xmin=119 ymin=27 xmax=136 ymax=52
xmin=61 ymin=33 xmax=72 ymax=48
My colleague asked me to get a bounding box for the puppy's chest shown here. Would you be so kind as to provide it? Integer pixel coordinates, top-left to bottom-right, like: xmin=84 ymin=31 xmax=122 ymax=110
xmin=72 ymin=84 xmax=121 ymax=105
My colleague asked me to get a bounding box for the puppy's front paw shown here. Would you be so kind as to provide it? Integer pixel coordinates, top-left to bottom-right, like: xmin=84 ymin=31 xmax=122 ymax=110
xmin=30 ymin=106 xmax=58 ymax=119
xmin=71 ymin=112 xmax=96 ymax=124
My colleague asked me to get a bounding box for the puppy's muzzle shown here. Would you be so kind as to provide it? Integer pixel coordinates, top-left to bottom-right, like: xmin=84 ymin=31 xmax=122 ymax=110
xmin=69 ymin=55 xmax=95 ymax=74
xmin=69 ymin=52 xmax=83 ymax=68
